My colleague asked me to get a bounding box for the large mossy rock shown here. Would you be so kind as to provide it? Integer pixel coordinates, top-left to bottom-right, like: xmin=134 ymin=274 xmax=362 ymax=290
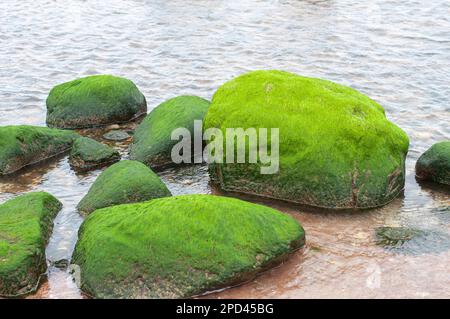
xmin=415 ymin=141 xmax=450 ymax=186
xmin=130 ymin=95 xmax=210 ymax=169
xmin=69 ymin=137 xmax=120 ymax=172
xmin=0 ymin=192 xmax=62 ymax=296
xmin=72 ymin=194 xmax=304 ymax=298
xmin=204 ymin=70 xmax=410 ymax=209
xmin=0 ymin=125 xmax=78 ymax=175
xmin=46 ymin=75 xmax=147 ymax=129
xmin=77 ymin=160 xmax=171 ymax=215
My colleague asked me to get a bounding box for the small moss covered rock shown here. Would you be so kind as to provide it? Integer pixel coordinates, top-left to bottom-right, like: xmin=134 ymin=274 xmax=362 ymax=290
xmin=72 ymin=194 xmax=304 ymax=298
xmin=0 ymin=125 xmax=78 ymax=175
xmin=77 ymin=160 xmax=171 ymax=215
xmin=102 ymin=130 xmax=130 ymax=141
xmin=0 ymin=192 xmax=62 ymax=296
xmin=130 ymin=95 xmax=210 ymax=169
xmin=204 ymin=70 xmax=410 ymax=209
xmin=69 ymin=137 xmax=120 ymax=172
xmin=46 ymin=75 xmax=147 ymax=129
xmin=415 ymin=141 xmax=450 ymax=186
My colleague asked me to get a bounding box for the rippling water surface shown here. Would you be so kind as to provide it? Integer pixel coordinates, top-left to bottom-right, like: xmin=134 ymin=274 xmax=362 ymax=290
xmin=1 ymin=0 xmax=449 ymax=298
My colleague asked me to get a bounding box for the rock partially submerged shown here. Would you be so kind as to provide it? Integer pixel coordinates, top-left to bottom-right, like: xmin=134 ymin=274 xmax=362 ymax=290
xmin=69 ymin=137 xmax=120 ymax=172
xmin=375 ymin=226 xmax=450 ymax=255
xmin=50 ymin=259 xmax=70 ymax=270
xmin=0 ymin=125 xmax=78 ymax=175
xmin=130 ymin=95 xmax=210 ymax=169
xmin=46 ymin=75 xmax=147 ymax=129
xmin=375 ymin=226 xmax=424 ymax=247
xmin=204 ymin=70 xmax=410 ymax=209
xmin=102 ymin=130 xmax=130 ymax=141
xmin=416 ymin=141 xmax=450 ymax=186
xmin=77 ymin=160 xmax=171 ymax=215
xmin=0 ymin=192 xmax=62 ymax=296
xmin=72 ymin=194 xmax=305 ymax=298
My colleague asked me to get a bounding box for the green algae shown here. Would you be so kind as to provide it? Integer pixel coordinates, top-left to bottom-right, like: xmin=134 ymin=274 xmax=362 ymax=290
xmin=46 ymin=75 xmax=147 ymax=129
xmin=130 ymin=95 xmax=210 ymax=169
xmin=0 ymin=125 xmax=79 ymax=175
xmin=72 ymin=194 xmax=304 ymax=298
xmin=204 ymin=70 xmax=410 ymax=209
xmin=0 ymin=192 xmax=62 ymax=296
xmin=69 ymin=137 xmax=120 ymax=172
xmin=77 ymin=160 xmax=171 ymax=215
xmin=416 ymin=141 xmax=450 ymax=186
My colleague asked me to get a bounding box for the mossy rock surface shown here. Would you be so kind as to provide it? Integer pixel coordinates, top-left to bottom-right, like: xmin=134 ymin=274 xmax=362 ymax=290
xmin=77 ymin=160 xmax=171 ymax=215
xmin=72 ymin=194 xmax=304 ymax=298
xmin=204 ymin=70 xmax=409 ymax=209
xmin=0 ymin=192 xmax=62 ymax=296
xmin=46 ymin=75 xmax=147 ymax=129
xmin=0 ymin=125 xmax=79 ymax=175
xmin=69 ymin=137 xmax=120 ymax=172
xmin=416 ymin=141 xmax=450 ymax=186
xmin=130 ymin=95 xmax=210 ymax=169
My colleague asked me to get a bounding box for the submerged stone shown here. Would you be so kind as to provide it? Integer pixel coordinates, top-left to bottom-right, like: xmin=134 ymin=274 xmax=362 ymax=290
xmin=72 ymin=194 xmax=305 ymax=298
xmin=130 ymin=95 xmax=210 ymax=169
xmin=50 ymin=259 xmax=70 ymax=270
xmin=77 ymin=160 xmax=171 ymax=215
xmin=416 ymin=141 xmax=450 ymax=186
xmin=375 ymin=226 xmax=424 ymax=247
xmin=0 ymin=125 xmax=78 ymax=175
xmin=375 ymin=226 xmax=450 ymax=255
xmin=102 ymin=130 xmax=130 ymax=141
xmin=204 ymin=70 xmax=410 ymax=209
xmin=46 ymin=75 xmax=147 ymax=129
xmin=69 ymin=137 xmax=120 ymax=172
xmin=0 ymin=192 xmax=62 ymax=296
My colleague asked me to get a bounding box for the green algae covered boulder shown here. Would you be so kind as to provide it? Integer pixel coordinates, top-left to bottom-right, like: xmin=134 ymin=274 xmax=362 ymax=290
xmin=46 ymin=75 xmax=147 ymax=129
xmin=72 ymin=194 xmax=304 ymax=298
xmin=77 ymin=160 xmax=171 ymax=215
xmin=130 ymin=95 xmax=210 ymax=169
xmin=204 ymin=70 xmax=410 ymax=209
xmin=0 ymin=192 xmax=62 ymax=296
xmin=415 ymin=141 xmax=450 ymax=186
xmin=69 ymin=137 xmax=120 ymax=172
xmin=0 ymin=125 xmax=79 ymax=175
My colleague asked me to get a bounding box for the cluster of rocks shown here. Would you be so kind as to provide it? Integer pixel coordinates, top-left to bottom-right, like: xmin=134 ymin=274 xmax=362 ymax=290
xmin=1 ymin=71 xmax=448 ymax=298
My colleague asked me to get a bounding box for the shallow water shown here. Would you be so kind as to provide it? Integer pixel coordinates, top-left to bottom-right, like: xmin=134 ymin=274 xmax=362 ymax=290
xmin=1 ymin=0 xmax=449 ymax=298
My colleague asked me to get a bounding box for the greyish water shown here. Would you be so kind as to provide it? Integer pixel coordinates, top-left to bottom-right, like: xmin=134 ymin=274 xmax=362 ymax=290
xmin=0 ymin=0 xmax=449 ymax=298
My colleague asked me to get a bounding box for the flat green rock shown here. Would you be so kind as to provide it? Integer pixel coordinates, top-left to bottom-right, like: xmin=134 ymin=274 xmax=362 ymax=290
xmin=0 ymin=192 xmax=62 ymax=296
xmin=102 ymin=130 xmax=130 ymax=141
xmin=72 ymin=194 xmax=305 ymax=298
xmin=46 ymin=75 xmax=147 ymax=129
xmin=77 ymin=160 xmax=171 ymax=215
xmin=130 ymin=95 xmax=210 ymax=169
xmin=0 ymin=125 xmax=78 ymax=175
xmin=416 ymin=141 xmax=450 ymax=186
xmin=69 ymin=137 xmax=120 ymax=172
xmin=204 ymin=70 xmax=410 ymax=209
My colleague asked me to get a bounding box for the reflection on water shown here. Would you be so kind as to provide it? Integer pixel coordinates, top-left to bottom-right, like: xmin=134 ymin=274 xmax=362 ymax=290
xmin=0 ymin=0 xmax=449 ymax=298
